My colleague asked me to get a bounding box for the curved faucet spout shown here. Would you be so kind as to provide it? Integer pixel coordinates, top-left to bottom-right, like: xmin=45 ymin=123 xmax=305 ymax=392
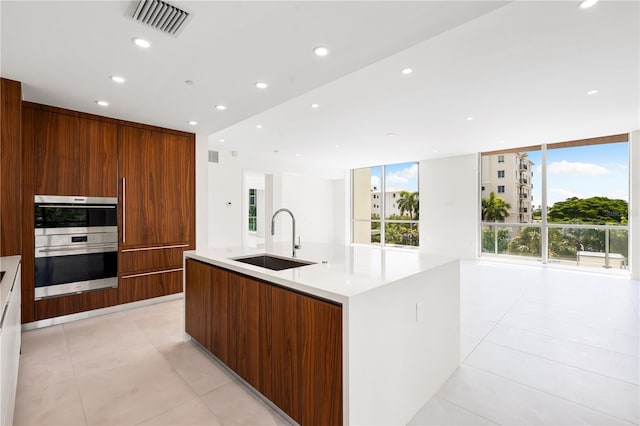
xmin=271 ymin=208 xmax=299 ymax=257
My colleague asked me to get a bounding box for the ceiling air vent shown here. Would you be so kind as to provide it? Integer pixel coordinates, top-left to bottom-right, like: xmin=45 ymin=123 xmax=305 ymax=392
xmin=131 ymin=0 xmax=190 ymax=36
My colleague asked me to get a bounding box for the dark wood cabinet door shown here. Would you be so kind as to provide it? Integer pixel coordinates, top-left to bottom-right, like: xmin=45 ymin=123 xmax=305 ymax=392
xmin=118 ymin=126 xmax=195 ymax=248
xmin=185 ymin=259 xmax=211 ymax=349
xmin=296 ymin=294 xmax=343 ymax=426
xmin=267 ymin=284 xmax=342 ymax=426
xmin=227 ymin=272 xmax=260 ymax=386
xmin=118 ymin=269 xmax=183 ymax=304
xmin=265 ymin=285 xmax=302 ymax=421
xmin=33 ymin=110 xmax=117 ymax=196
xmin=1 ymin=78 xmax=22 ymax=257
xmin=210 ymin=266 xmax=230 ymax=364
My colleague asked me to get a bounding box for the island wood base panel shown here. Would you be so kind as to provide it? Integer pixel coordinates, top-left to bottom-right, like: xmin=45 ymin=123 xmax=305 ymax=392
xmin=185 ymin=259 xmax=343 ymax=426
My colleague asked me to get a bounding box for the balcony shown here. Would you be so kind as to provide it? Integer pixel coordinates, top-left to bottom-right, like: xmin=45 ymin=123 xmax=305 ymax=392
xmin=480 ymin=222 xmax=629 ymax=270
xmin=519 ymin=163 xmax=529 ymax=171
xmin=519 ymin=193 xmax=528 ymax=199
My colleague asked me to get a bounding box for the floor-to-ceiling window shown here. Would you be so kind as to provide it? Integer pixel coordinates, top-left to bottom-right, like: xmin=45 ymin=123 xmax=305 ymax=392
xmin=480 ymin=134 xmax=629 ymax=270
xmin=352 ymin=162 xmax=419 ymax=247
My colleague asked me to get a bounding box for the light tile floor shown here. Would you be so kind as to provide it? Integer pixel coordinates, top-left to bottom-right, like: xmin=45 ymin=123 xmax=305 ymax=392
xmin=15 ymin=261 xmax=640 ymax=425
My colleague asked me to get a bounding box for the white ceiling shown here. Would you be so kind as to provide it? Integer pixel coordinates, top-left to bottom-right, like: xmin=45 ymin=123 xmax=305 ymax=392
xmin=2 ymin=1 xmax=639 ymax=171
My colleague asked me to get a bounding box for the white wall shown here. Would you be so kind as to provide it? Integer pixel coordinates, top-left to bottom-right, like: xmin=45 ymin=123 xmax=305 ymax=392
xmin=630 ymin=130 xmax=640 ymax=280
xmin=195 ymin=133 xmax=209 ymax=250
xmin=206 ymin=149 xmax=344 ymax=249
xmin=419 ymin=154 xmax=479 ymax=259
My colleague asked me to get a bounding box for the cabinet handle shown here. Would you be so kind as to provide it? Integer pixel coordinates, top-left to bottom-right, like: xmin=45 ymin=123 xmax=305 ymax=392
xmin=122 ymin=177 xmax=126 ymax=244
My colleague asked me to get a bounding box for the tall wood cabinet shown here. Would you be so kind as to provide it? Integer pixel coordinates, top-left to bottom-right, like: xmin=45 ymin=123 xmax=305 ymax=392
xmin=32 ymin=110 xmax=118 ymax=197
xmin=118 ymin=125 xmax=195 ymax=304
xmin=185 ymin=260 xmax=343 ymax=426
xmin=19 ymin=102 xmax=195 ymax=322
xmin=0 ymin=78 xmax=22 ymax=257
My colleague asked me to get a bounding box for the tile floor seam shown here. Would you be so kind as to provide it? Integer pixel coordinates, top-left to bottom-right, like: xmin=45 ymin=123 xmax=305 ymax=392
xmin=480 ymin=339 xmax=640 ymax=387
xmin=461 ymin=363 xmax=638 ymax=425
xmin=511 ymin=299 xmax=640 ymax=338
xmin=431 ymin=395 xmax=501 ymax=425
xmin=501 ymin=309 xmax=640 ymax=341
xmin=488 ymin=322 xmax=640 ymax=359
xmin=133 ymin=395 xmax=203 ymax=425
xmin=62 ymin=324 xmax=90 ymax=426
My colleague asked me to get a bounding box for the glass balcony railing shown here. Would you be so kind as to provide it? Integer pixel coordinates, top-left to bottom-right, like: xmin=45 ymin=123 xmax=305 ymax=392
xmin=481 ymin=222 xmax=629 ymax=270
xmin=547 ymin=224 xmax=628 ymax=269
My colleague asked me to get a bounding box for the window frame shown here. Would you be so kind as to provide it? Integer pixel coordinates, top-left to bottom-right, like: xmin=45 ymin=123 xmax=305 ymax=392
xmin=351 ymin=162 xmax=420 ymax=248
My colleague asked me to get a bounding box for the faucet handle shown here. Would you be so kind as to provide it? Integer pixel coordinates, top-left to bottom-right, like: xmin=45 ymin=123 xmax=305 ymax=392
xmin=295 ymin=236 xmax=302 ymax=250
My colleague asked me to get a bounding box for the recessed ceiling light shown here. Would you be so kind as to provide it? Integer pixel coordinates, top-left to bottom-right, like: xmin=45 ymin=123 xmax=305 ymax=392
xmin=215 ymin=105 xmax=227 ymax=111
xmin=313 ymin=46 xmax=330 ymax=57
xmin=387 ymin=132 xmax=397 ymax=137
xmin=185 ymin=80 xmax=194 ymax=85
xmin=295 ymin=153 xmax=301 ymax=157
xmin=433 ymin=149 xmax=439 ymax=153
xmin=132 ymin=37 xmax=151 ymax=48
xmin=401 ymin=68 xmax=413 ymax=75
xmin=109 ymin=75 xmax=125 ymax=84
xmin=587 ymin=89 xmax=599 ymax=95
xmin=255 ymin=82 xmax=268 ymax=89
xmin=466 ymin=116 xmax=474 ymax=121
xmin=335 ymin=145 xmax=340 ymax=148
xmin=188 ymin=120 xmax=198 ymax=126
xmin=219 ymin=139 xmax=225 ymax=143
xmin=256 ymin=124 xmax=263 ymax=129
xmin=311 ymin=103 xmax=319 ymax=108
xmin=95 ymin=100 xmax=109 ymax=107
xmin=578 ymin=0 xmax=598 ymax=9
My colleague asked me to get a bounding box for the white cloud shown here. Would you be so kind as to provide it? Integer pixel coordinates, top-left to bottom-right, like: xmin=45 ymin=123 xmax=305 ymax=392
xmin=547 ymin=160 xmax=608 ymax=175
xmin=371 ymin=175 xmax=380 ymax=190
xmin=386 ymin=163 xmax=418 ymax=185
xmin=550 ymin=187 xmax=578 ymax=199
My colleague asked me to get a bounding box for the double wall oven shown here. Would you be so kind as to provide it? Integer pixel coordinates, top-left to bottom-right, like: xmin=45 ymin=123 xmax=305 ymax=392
xmin=34 ymin=195 xmax=118 ymax=300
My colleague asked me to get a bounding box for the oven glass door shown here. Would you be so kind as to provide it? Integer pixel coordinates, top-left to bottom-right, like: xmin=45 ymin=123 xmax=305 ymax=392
xmin=34 ymin=251 xmax=117 ymax=299
xmin=35 ymin=204 xmax=117 ymax=229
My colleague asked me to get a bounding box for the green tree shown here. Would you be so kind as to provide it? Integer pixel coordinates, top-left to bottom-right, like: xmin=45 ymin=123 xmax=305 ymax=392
xmin=507 ymin=226 xmax=541 ymax=256
xmin=548 ymin=196 xmax=627 ymax=224
xmin=481 ymin=192 xmax=511 ymax=222
xmin=396 ymin=191 xmax=419 ymax=220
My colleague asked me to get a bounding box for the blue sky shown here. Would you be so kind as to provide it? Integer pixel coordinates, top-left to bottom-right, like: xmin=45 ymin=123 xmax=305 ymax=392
xmin=527 ymin=141 xmax=628 ymax=208
xmin=370 ymin=162 xmax=418 ymax=192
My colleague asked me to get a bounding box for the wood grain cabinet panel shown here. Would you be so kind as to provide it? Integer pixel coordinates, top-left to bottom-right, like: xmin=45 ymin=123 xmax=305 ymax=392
xmin=118 ymin=126 xmax=195 ymax=248
xmin=185 ymin=262 xmax=343 ymax=426
xmin=119 ymin=246 xmax=187 ymax=275
xmin=227 ymin=272 xmax=261 ymax=386
xmin=0 ymin=78 xmax=23 ymax=257
xmin=210 ymin=266 xmax=230 ymax=365
xmin=185 ymin=259 xmax=211 ymax=349
xmin=33 ymin=110 xmax=117 ymax=197
xmin=119 ymin=269 xmax=183 ymax=304
xmin=34 ymin=288 xmax=118 ymax=320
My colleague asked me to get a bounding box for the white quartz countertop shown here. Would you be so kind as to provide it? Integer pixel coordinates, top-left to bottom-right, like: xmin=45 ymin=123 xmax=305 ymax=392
xmin=185 ymin=244 xmax=457 ymax=304
xmin=0 ymin=256 xmax=21 ymax=321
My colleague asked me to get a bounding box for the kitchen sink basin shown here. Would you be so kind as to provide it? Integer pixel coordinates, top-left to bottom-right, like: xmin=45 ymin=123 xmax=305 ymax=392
xmin=231 ymin=254 xmax=315 ymax=271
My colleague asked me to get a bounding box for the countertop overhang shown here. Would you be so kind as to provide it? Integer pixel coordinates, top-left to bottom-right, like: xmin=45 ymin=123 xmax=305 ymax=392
xmin=184 ymin=244 xmax=457 ymax=304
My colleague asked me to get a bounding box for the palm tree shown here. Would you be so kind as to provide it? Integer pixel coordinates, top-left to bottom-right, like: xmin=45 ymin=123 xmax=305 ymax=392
xmin=396 ymin=191 xmax=419 ymax=220
xmin=481 ymin=191 xmax=511 ymax=222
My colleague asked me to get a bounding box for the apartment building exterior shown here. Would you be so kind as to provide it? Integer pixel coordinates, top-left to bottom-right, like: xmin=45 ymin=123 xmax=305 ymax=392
xmin=371 ymin=190 xmax=404 ymax=217
xmin=481 ymin=152 xmax=534 ymax=223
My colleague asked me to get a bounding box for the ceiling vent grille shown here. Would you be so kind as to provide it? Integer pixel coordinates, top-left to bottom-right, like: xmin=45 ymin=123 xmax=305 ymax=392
xmin=131 ymin=0 xmax=190 ymax=36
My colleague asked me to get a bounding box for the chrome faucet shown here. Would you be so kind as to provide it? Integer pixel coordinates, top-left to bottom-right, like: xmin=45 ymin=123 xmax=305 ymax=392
xmin=271 ymin=208 xmax=301 ymax=258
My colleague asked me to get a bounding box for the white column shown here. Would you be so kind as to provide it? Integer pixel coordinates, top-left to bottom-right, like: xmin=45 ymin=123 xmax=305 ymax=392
xmin=630 ymin=131 xmax=640 ymax=280
xmin=195 ymin=133 xmax=209 ymax=250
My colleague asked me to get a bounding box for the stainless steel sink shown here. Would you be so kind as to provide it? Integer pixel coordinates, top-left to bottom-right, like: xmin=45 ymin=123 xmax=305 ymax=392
xmin=231 ymin=254 xmax=315 ymax=271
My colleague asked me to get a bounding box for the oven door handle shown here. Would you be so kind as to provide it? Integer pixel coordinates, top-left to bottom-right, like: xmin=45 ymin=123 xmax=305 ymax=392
xmin=36 ymin=244 xmax=118 ymax=257
xmin=36 ymin=205 xmax=116 ymax=209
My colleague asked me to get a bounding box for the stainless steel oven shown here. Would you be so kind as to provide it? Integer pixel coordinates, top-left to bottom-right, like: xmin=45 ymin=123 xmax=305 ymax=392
xmin=34 ymin=195 xmax=118 ymax=300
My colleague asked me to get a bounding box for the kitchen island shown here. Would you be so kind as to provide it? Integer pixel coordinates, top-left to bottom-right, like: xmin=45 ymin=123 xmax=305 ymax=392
xmin=184 ymin=244 xmax=459 ymax=425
